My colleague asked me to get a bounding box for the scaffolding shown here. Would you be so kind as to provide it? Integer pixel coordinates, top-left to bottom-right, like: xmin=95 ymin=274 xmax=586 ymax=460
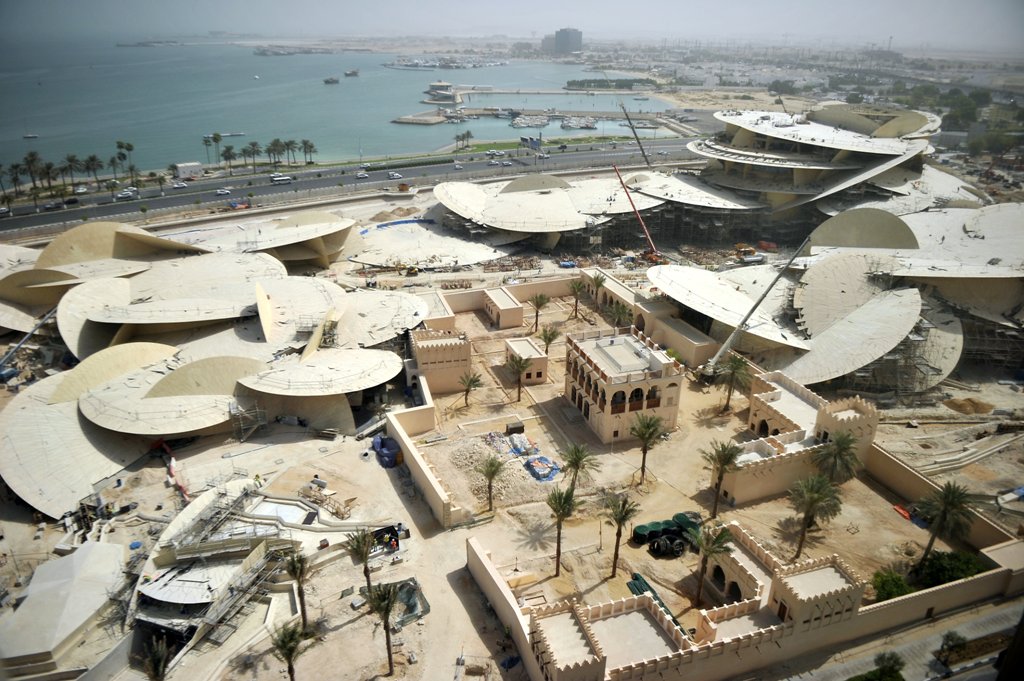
xmin=168 ymin=487 xmax=253 ymax=550
xmin=231 ymin=402 xmax=267 ymax=442
xmin=321 ymin=317 xmax=339 ymax=347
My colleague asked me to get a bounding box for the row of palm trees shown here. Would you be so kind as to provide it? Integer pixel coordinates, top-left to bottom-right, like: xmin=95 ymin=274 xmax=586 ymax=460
xmin=208 ymin=138 xmax=319 ymax=176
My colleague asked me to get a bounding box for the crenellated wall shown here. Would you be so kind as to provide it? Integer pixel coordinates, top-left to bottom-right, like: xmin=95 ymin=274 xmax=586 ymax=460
xmin=814 ymin=396 xmax=878 ymax=454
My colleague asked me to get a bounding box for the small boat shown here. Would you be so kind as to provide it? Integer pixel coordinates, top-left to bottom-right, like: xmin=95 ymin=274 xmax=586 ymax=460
xmin=633 ymin=96 xmax=649 ymax=101
xmin=253 ymin=75 xmax=260 ymax=80
xmin=23 ymin=134 xmax=39 ymax=139
xmin=324 ymin=77 xmax=340 ymax=84
xmin=344 ymin=69 xmax=359 ymax=77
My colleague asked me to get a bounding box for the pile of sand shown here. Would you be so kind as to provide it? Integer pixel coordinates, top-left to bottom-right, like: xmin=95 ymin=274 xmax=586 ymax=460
xmin=943 ymin=397 xmax=995 ymax=415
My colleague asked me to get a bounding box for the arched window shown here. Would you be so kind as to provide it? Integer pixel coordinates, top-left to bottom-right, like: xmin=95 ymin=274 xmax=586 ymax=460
xmin=712 ymin=565 xmax=726 ymax=589
xmin=635 ymin=313 xmax=646 ymax=332
xmin=629 ymin=388 xmax=644 ymax=402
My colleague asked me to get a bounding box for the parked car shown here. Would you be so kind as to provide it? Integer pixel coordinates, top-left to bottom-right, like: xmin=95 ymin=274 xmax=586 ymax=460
xmin=215 ymin=188 xmax=231 ymax=196
xmin=356 ymin=172 xmax=370 ymax=179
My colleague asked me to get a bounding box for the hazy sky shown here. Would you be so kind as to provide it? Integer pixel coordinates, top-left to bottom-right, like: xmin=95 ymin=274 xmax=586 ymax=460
xmin=2 ymin=0 xmax=1022 ymax=54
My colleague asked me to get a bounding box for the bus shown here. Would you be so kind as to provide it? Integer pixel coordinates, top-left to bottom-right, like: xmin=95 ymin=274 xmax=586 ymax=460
xmin=270 ymin=175 xmax=293 ymax=185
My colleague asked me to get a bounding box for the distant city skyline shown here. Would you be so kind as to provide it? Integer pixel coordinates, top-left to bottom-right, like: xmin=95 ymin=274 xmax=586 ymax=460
xmin=1 ymin=0 xmax=1023 ymax=55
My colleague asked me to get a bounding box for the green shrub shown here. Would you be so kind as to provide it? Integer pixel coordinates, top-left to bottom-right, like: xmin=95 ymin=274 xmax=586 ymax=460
xmin=916 ymin=551 xmax=984 ymax=589
xmin=872 ymin=569 xmax=913 ymax=601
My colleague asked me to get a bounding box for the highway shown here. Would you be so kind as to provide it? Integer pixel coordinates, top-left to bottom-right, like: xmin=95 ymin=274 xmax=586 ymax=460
xmin=0 ymin=138 xmax=699 ymax=235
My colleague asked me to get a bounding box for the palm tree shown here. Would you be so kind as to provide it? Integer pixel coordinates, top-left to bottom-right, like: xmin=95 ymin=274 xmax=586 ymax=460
xmin=301 ymin=139 xmax=316 ymax=164
xmin=546 ymin=486 xmax=581 ymax=577
xmin=28 ymin=186 xmax=42 ymax=212
xmin=268 ymin=139 xmax=285 ymax=167
xmin=270 ymin=621 xmax=310 ymax=681
xmin=476 ymin=455 xmax=506 ymax=511
xmin=108 ymin=155 xmax=120 ymax=181
xmin=1 ymin=194 xmax=12 ymax=216
xmin=715 ymin=353 xmax=752 ymax=413
xmin=345 ymin=528 xmax=376 ymax=594
xmin=84 ymin=154 xmax=103 ymax=186
xmin=7 ymin=163 xmax=23 ymax=196
xmin=123 ymin=141 xmax=134 ymax=167
xmin=221 ymin=145 xmax=238 ymax=175
xmin=569 ymin=279 xmax=586 ymax=318
xmin=22 ymin=151 xmax=41 ymax=188
xmin=630 ymin=413 xmax=663 ymax=485
xmin=591 ymin=272 xmax=607 ymax=308
xmin=538 ymin=325 xmax=560 ymax=355
xmin=284 ymin=139 xmax=298 ymax=166
xmin=458 ymin=370 xmax=483 ymax=407
xmin=528 ymin=293 xmax=550 ymax=332
xmin=127 ymin=164 xmax=139 ymax=188
xmin=916 ymin=481 xmax=973 ymax=569
xmin=562 ymin=444 xmax=601 ymax=491
xmin=701 ymin=440 xmax=743 ymax=519
xmin=367 ymin=582 xmax=400 ymax=676
xmin=603 ymin=492 xmax=640 ymax=578
xmin=140 ymin=633 xmax=171 ymax=681
xmin=247 ymin=141 xmax=263 ymax=174
xmin=812 ymin=431 xmax=860 ymax=485
xmin=61 ymin=154 xmax=81 ymax=188
xmin=608 ymin=301 xmax=631 ymax=327
xmin=155 ymin=174 xmax=166 ymax=196
xmin=506 ymin=354 xmax=532 ymax=402
xmin=789 ymin=474 xmax=843 ymax=561
xmin=688 ymin=524 xmax=734 ymax=606
xmin=284 ymin=551 xmax=313 ymax=633
xmin=41 ymin=161 xmax=58 ymax=191
xmin=211 ymin=133 xmax=222 ymax=165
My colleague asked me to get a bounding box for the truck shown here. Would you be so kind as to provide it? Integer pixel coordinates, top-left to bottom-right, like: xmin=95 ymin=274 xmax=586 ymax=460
xmin=172 ymin=162 xmax=204 ymax=181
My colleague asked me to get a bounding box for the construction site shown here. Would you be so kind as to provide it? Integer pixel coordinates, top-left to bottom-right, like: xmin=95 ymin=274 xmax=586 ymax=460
xmin=0 ymin=100 xmax=1023 ymax=681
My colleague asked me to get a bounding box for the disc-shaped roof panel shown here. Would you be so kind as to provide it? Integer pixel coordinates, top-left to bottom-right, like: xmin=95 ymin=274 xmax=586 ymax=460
xmin=35 ymin=222 xmax=156 ymax=268
xmin=916 ymin=301 xmax=964 ymax=391
xmin=0 ymin=374 xmax=148 ymax=519
xmin=187 ymin=211 xmax=355 ymax=254
xmin=239 ymin=348 xmax=403 ymax=396
xmin=126 ymin=251 xmax=286 ymax=304
xmin=773 ymin=288 xmax=922 ymax=385
xmin=0 ymin=268 xmax=76 ymax=306
xmin=648 ymin=265 xmax=808 ymax=349
xmin=146 ymin=356 xmax=265 ymax=398
xmin=0 ymin=244 xmax=40 ymax=276
xmin=50 ymin=342 xmax=179 ymax=403
xmin=256 ymin=276 xmax=349 ymax=345
xmin=336 ymin=290 xmax=429 ymax=348
xmin=793 ymin=253 xmax=898 ymax=336
xmin=805 ymin=209 xmax=919 ymax=253
xmin=87 ymin=297 xmax=255 ymax=325
xmin=626 ymin=171 xmax=765 ymax=210
xmin=347 ymin=218 xmax=525 ymax=269
xmin=715 ymin=111 xmax=909 ymax=155
xmin=56 ymin=277 xmax=131 ymax=360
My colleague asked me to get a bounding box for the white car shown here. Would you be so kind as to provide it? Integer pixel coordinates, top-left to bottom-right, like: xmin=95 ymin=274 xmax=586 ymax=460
xmin=359 ymin=163 xmax=371 ymax=169
xmin=501 ymin=161 xmax=513 ymax=166
xmin=269 ymin=172 xmax=283 ymax=178
xmin=215 ymin=188 xmax=231 ymax=196
xmin=356 ymin=172 xmax=370 ymax=179
xmin=453 ymin=164 xmax=464 ymax=170
xmin=387 ymin=172 xmax=403 ymax=180
xmin=172 ymin=181 xmax=188 ymax=189
xmin=493 ymin=150 xmax=505 ymax=156
xmin=124 ymin=186 xmax=139 ymax=193
xmin=0 ymin=206 xmax=10 ymax=216
xmin=488 ymin=159 xmax=500 ymax=166
xmin=114 ymin=190 xmax=135 ymax=200
xmin=74 ymin=185 xmax=89 ymax=194
xmin=657 ymin=150 xmax=670 ymax=156
xmin=537 ymin=153 xmax=550 ymax=159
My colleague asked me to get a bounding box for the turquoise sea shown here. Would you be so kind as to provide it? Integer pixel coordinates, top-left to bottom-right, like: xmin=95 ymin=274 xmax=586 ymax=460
xmin=0 ymin=39 xmax=669 ymax=172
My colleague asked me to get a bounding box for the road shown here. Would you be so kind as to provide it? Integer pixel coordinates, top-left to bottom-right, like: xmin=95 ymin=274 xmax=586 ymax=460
xmin=0 ymin=139 xmax=699 ymax=235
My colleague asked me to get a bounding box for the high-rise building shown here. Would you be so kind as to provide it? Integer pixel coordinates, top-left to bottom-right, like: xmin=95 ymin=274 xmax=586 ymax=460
xmin=553 ymin=27 xmax=582 ymax=55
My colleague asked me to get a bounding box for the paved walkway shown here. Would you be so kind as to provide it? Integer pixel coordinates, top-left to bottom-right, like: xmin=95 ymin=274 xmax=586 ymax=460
xmin=768 ymin=598 xmax=1022 ymax=681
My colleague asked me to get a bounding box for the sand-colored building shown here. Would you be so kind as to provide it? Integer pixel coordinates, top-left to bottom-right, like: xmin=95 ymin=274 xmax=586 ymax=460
xmin=564 ymin=326 xmax=684 ymax=443
xmin=409 ymin=328 xmax=472 ymax=394
xmin=506 ymin=337 xmax=548 ymax=386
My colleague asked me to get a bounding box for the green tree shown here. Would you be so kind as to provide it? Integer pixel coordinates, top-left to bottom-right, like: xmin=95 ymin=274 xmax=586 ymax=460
xmin=108 ymin=155 xmax=120 ymax=181
xmin=812 ymin=431 xmax=860 ymax=485
xmin=247 ymin=141 xmax=263 ymax=174
xmin=561 ymin=443 xmax=601 ymax=492
xmin=629 ymin=413 xmax=663 ymax=485
xmin=789 ymin=475 xmax=843 ymax=561
xmin=270 ymin=621 xmax=310 ymax=681
xmin=476 ymin=455 xmax=506 ymax=512
xmin=591 ymin=272 xmax=607 ymax=308
xmin=344 ymin=528 xmax=376 ymax=594
xmin=603 ymin=491 xmax=640 ymax=578
xmin=916 ymin=482 xmax=972 ymax=569
xmin=939 ymin=631 xmax=968 ymax=666
xmin=284 ymin=551 xmax=313 ymax=633
xmin=538 ymin=324 xmax=560 ymax=354
xmin=701 ymin=440 xmax=743 ymax=519
xmin=22 ymin=150 xmax=41 ymax=188
xmin=140 ymin=633 xmax=171 ymax=681
xmin=155 ymin=174 xmax=166 ymax=196
xmin=301 ymin=139 xmax=316 ymax=164
xmin=569 ymin=279 xmax=586 ymax=318
xmin=688 ymin=524 xmax=734 ymax=606
xmin=528 ymin=293 xmax=550 ymax=332
xmin=546 ymin=486 xmax=581 ymax=577
xmin=210 ymin=133 xmax=222 ymax=165
xmin=874 ymin=651 xmax=905 ymax=678
xmin=284 ymin=139 xmax=299 ymax=166
xmin=458 ymin=370 xmax=483 ymax=407
xmin=917 ymin=551 xmax=983 ymax=588
xmin=506 ymin=353 xmax=532 ymax=402
xmin=714 ymin=353 xmax=751 ymax=413
xmin=221 ymin=145 xmax=238 ymax=175
xmin=871 ymin=568 xmax=913 ymax=601
xmin=367 ymin=582 xmax=400 ymax=676
xmin=7 ymin=163 xmax=24 ymax=196
xmin=61 ymin=154 xmax=81 ymax=188
xmin=84 ymin=154 xmax=103 ymax=186
xmin=202 ymin=137 xmax=212 ymax=164
xmin=608 ymin=301 xmax=631 ymax=327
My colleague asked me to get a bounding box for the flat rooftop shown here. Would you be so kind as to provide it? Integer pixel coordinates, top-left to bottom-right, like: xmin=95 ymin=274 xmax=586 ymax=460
xmin=714 ymin=607 xmax=782 ymax=640
xmin=577 ymin=333 xmax=669 ymax=378
xmin=589 ymin=608 xmax=680 ymax=669
xmin=538 ymin=611 xmax=597 ymax=667
xmin=783 ymin=565 xmax=854 ymax=599
xmin=485 ymin=287 xmax=520 ymax=309
xmin=506 ymin=337 xmax=545 ymax=360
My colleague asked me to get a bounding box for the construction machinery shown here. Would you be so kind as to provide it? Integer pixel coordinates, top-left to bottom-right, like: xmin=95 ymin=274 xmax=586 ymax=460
xmin=613 ymin=165 xmax=665 ymax=264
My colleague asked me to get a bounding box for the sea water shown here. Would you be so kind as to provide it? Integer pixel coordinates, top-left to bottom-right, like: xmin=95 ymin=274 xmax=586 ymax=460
xmin=0 ymin=38 xmax=668 ymax=172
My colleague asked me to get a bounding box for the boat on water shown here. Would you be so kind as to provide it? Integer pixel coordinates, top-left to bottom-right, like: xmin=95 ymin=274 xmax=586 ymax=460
xmin=22 ymin=134 xmax=39 ymax=139
xmin=324 ymin=77 xmax=340 ymax=84
xmin=561 ymin=116 xmax=597 ymax=130
xmin=203 ymin=132 xmax=246 ymax=139
xmin=510 ymin=115 xmax=549 ymax=129
xmin=344 ymin=69 xmax=359 ymax=77
xmin=633 ymin=96 xmax=650 ymax=101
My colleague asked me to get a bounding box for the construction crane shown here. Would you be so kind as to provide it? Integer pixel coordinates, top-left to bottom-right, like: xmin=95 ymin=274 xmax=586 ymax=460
xmin=620 ymin=102 xmax=652 ymax=168
xmin=612 ymin=164 xmax=661 ymax=263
